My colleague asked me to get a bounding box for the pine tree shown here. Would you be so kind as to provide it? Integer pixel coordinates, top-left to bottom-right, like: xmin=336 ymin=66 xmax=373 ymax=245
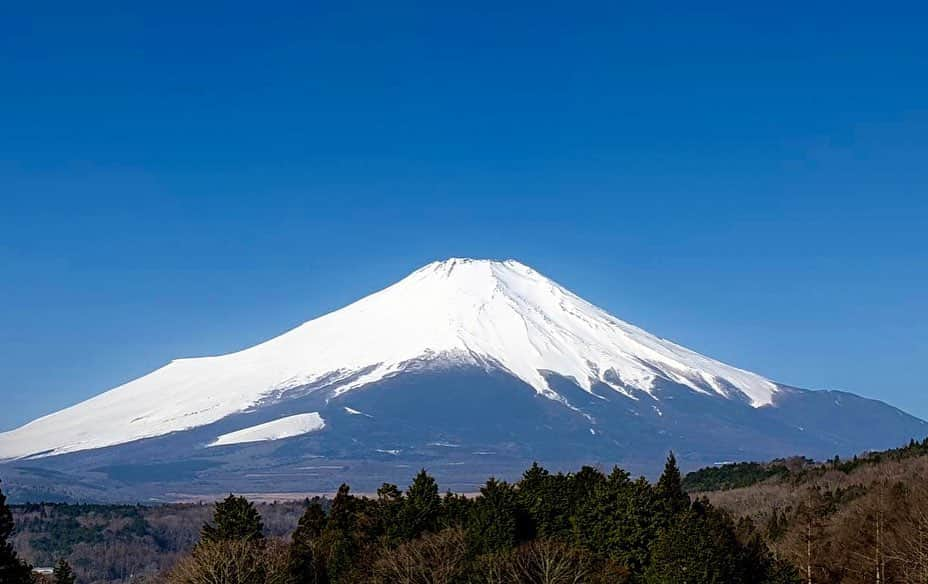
xmin=466 ymin=478 xmax=523 ymax=555
xmin=439 ymin=490 xmax=472 ymax=530
xmin=517 ymin=464 xmax=577 ymax=540
xmin=655 ymin=451 xmax=690 ymax=519
xmin=200 ymin=494 xmax=265 ymax=543
xmin=517 ymin=462 xmax=549 ymax=539
xmin=569 ymin=465 xmax=606 ymax=505
xmin=289 ymin=501 xmax=329 ymax=584
xmin=375 ymin=482 xmax=403 ymax=543
xmin=644 ymin=503 xmax=746 ymax=584
xmin=322 ymin=484 xmax=359 ymax=583
xmin=766 ymin=508 xmax=788 ymax=542
xmin=0 ymin=480 xmax=33 ymax=584
xmin=53 ymin=558 xmax=76 ymax=584
xmin=734 ymin=516 xmax=802 ymax=584
xmin=398 ymin=469 xmax=441 ymax=540
xmin=573 ymin=470 xmax=658 ymax=572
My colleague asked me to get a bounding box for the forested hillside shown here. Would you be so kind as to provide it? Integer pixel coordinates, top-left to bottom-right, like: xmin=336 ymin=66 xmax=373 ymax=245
xmin=6 ymin=500 xmax=305 ymax=582
xmin=695 ymin=438 xmax=928 ymax=583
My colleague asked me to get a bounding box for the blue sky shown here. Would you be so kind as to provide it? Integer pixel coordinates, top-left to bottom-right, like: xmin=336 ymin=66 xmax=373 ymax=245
xmin=1 ymin=2 xmax=926 ymax=429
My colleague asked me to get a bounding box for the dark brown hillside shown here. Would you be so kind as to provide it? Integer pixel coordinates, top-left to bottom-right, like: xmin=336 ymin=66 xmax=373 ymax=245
xmin=692 ymin=439 xmax=928 ymax=583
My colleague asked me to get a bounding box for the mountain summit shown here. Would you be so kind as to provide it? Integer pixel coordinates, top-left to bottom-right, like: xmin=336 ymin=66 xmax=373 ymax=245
xmin=1 ymin=259 xmax=924 ymax=501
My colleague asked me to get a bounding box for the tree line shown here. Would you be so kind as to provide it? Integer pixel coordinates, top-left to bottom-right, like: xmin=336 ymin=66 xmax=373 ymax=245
xmin=166 ymin=454 xmax=799 ymax=583
xmin=13 ymin=439 xmax=928 ymax=583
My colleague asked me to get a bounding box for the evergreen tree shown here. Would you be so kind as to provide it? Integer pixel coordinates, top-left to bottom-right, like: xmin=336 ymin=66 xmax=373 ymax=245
xmin=377 ymin=483 xmax=401 ymax=500
xmin=518 ymin=464 xmax=576 ymax=540
xmin=736 ymin=521 xmax=802 ymax=584
xmin=569 ymin=465 xmax=606 ymax=506
xmin=289 ymin=501 xmax=329 ymax=584
xmin=375 ymin=482 xmax=403 ymax=543
xmin=200 ymin=494 xmax=265 ymax=543
xmin=763 ymin=558 xmax=803 ymax=584
xmin=0 ymin=480 xmax=32 ymax=584
xmin=573 ymin=470 xmax=658 ymax=572
xmin=765 ymin=508 xmax=788 ymax=541
xmin=321 ymin=484 xmax=359 ymax=583
xmin=438 ymin=491 xmax=472 ymax=530
xmin=655 ymin=452 xmax=690 ymax=519
xmin=645 ymin=499 xmax=799 ymax=584
xmin=53 ymin=558 xmax=76 ymax=584
xmin=466 ymin=478 xmax=524 ymax=555
xmin=516 ymin=462 xmax=549 ymax=540
xmin=397 ymin=469 xmax=441 ymax=540
xmin=644 ymin=504 xmax=745 ymax=584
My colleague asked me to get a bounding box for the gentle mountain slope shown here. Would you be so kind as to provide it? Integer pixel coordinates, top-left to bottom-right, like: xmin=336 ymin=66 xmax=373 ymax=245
xmin=0 ymin=258 xmax=778 ymax=460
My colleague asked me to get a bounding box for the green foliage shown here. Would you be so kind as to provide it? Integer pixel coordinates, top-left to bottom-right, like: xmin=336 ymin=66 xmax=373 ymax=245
xmin=655 ymin=452 xmax=690 ymax=519
xmin=684 ymin=437 xmax=928 ymax=495
xmin=683 ymin=461 xmax=792 ymax=492
xmin=397 ymin=469 xmax=440 ymax=540
xmin=573 ymin=471 xmax=659 ymax=572
xmin=289 ymin=501 xmax=328 ymax=584
xmin=320 ymin=484 xmax=360 ymax=583
xmin=0 ymin=480 xmax=33 ymax=584
xmin=644 ymin=502 xmax=766 ymax=584
xmin=14 ymin=447 xmax=859 ymax=584
xmin=0 ymin=483 xmax=12 ymax=542
xmin=765 ymin=507 xmax=789 ymax=541
xmin=438 ymin=491 xmax=471 ymax=530
xmin=465 ymin=478 xmax=524 ymax=555
xmin=30 ymin=515 xmax=105 ymax=556
xmin=53 ymin=558 xmax=77 ymax=584
xmin=12 ymin=434 xmax=928 ymax=584
xmin=201 ymin=494 xmax=265 ymax=543
xmin=833 ymin=436 xmax=928 ymax=473
xmin=517 ymin=463 xmax=571 ymax=539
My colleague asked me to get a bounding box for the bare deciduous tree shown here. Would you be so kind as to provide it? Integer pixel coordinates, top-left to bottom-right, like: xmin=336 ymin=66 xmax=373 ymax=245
xmin=370 ymin=527 xmax=468 ymax=584
xmin=502 ymin=540 xmax=592 ymax=584
xmin=890 ymin=474 xmax=928 ymax=584
xmin=167 ymin=539 xmax=288 ymax=584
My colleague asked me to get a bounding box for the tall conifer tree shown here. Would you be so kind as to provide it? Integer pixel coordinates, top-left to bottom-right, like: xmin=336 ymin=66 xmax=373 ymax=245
xmin=466 ymin=478 xmax=522 ymax=555
xmin=398 ymin=469 xmax=440 ymax=539
xmin=0 ymin=480 xmax=32 ymax=584
xmin=200 ymin=494 xmax=264 ymax=543
xmin=323 ymin=484 xmax=359 ymax=583
xmin=656 ymin=452 xmax=690 ymax=518
xmin=290 ymin=501 xmax=329 ymax=584
xmin=53 ymin=558 xmax=76 ymax=584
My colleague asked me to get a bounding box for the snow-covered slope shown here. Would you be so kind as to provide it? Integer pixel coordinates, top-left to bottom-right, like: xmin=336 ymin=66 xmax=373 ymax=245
xmin=209 ymin=413 xmax=325 ymax=447
xmin=0 ymin=258 xmax=779 ymax=460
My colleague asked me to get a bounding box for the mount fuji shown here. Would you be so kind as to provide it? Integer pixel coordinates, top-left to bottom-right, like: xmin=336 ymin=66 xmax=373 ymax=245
xmin=1 ymin=258 xmax=924 ymax=502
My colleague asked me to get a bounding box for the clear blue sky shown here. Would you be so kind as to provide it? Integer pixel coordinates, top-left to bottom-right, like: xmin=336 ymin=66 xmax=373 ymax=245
xmin=2 ymin=2 xmax=926 ymax=430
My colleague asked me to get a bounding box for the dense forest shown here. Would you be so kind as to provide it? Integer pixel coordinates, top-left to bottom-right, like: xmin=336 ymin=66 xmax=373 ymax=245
xmin=4 ymin=439 xmax=928 ymax=582
xmin=4 ymin=454 xmax=795 ymax=583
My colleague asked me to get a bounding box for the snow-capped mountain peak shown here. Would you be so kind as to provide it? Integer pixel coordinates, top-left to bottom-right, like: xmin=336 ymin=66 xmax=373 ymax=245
xmin=0 ymin=258 xmax=778 ymax=460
